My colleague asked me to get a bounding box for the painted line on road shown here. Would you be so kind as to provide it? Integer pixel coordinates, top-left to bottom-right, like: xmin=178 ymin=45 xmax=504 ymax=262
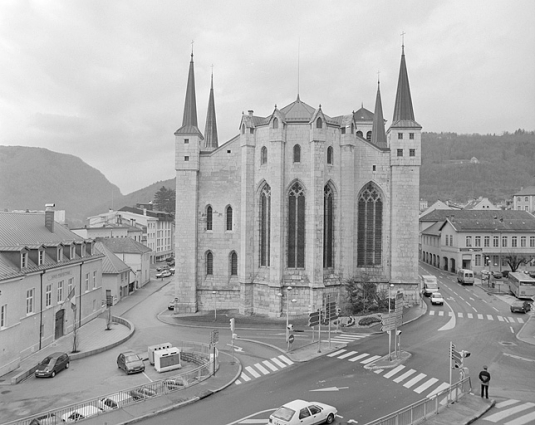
xmin=414 ymin=377 xmax=438 ymax=394
xmin=245 ymin=366 xmax=261 ymax=378
xmin=383 ymin=364 xmax=405 ymax=378
xmin=271 ymin=357 xmax=287 ymax=368
xmin=487 ymin=314 xmax=494 ymax=320
xmin=361 ymin=355 xmax=381 ymax=364
xmin=338 ymin=351 xmax=358 ymax=359
xmin=428 ymin=382 xmax=450 ymax=397
xmin=328 ymin=349 xmax=346 ymax=357
xmin=393 ymin=369 xmax=416 ymax=383
xmin=484 ymin=401 xmax=535 ymax=422
xmin=255 ymin=363 xmax=270 ymax=375
xmin=403 ymin=373 xmax=427 ymax=388
xmin=349 ymin=353 xmax=369 ymax=362
xmin=263 ymin=360 xmax=278 ymax=372
xmin=278 ymin=355 xmax=293 ymax=366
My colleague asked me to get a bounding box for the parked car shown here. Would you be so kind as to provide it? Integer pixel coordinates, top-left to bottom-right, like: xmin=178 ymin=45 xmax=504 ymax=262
xmin=35 ymin=352 xmax=70 ymax=378
xmin=510 ymin=300 xmax=531 ymax=314
xmin=130 ymin=387 xmax=157 ymax=400
xmin=117 ymin=351 xmax=145 ymax=374
xmin=492 ymin=271 xmax=503 ymax=279
xmin=169 ymin=267 xmax=175 ymax=275
xmin=156 ymin=265 xmax=169 ymax=272
xmin=269 ymin=400 xmax=337 ymax=425
xmin=168 ymin=300 xmax=176 ymax=310
xmin=156 ymin=270 xmax=172 ymax=278
xmin=430 ymin=292 xmax=444 ymax=306
xmin=61 ymin=406 xmax=102 ymax=423
xmin=98 ymin=394 xmax=134 ymax=411
xmin=502 ymin=270 xmax=510 ymax=278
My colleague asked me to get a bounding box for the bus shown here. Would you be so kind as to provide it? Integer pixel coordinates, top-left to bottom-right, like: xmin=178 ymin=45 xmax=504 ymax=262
xmin=508 ymin=272 xmax=535 ymax=300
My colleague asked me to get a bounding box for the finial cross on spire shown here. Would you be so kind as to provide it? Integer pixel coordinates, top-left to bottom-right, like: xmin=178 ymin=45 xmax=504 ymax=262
xmin=377 ymin=70 xmax=381 ymax=84
xmin=191 ymin=40 xmax=194 ymax=56
xmin=400 ymin=31 xmax=406 ymax=46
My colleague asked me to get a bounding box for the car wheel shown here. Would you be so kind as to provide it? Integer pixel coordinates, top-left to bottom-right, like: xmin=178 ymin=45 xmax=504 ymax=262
xmin=325 ymin=413 xmax=335 ymax=424
xmin=65 ymin=362 xmax=69 ymax=369
xmin=51 ymin=371 xmax=56 ymax=378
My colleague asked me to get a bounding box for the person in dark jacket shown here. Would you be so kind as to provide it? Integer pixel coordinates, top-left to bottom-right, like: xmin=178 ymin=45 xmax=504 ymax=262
xmin=479 ymin=365 xmax=491 ymax=399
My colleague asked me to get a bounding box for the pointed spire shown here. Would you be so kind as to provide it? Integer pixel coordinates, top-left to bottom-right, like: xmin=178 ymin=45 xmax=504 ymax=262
xmin=371 ymin=81 xmax=387 ymax=148
xmin=392 ymin=44 xmax=416 ymax=124
xmin=175 ymin=50 xmax=203 ymax=138
xmin=204 ymin=69 xmax=218 ymax=148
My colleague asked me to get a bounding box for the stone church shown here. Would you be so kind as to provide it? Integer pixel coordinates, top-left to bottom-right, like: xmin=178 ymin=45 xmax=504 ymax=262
xmin=174 ymin=45 xmax=421 ymax=317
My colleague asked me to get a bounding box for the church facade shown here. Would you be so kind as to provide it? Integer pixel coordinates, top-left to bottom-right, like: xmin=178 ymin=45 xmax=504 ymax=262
xmin=174 ymin=46 xmax=421 ymax=317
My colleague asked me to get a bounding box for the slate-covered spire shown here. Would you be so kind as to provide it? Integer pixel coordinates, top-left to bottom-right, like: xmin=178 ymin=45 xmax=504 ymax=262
xmin=371 ymin=81 xmax=387 ymax=148
xmin=175 ymin=51 xmax=203 ymax=137
xmin=204 ymin=71 xmax=218 ymax=148
xmin=392 ymin=44 xmax=416 ymax=125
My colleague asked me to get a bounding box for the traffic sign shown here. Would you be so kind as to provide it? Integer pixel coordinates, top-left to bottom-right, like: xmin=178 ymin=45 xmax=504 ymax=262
xmin=288 ymin=334 xmax=295 ymax=344
xmin=211 ymin=330 xmax=219 ymax=345
xmin=308 ymin=311 xmax=321 ymax=327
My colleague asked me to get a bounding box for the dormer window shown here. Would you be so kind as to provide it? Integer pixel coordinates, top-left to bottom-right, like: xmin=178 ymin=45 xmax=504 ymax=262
xmin=273 ymin=118 xmax=279 ymax=129
xmin=57 ymin=247 xmax=63 ymax=262
xmin=21 ymin=252 xmax=28 ymax=268
xmin=38 ymin=250 xmax=45 ymax=265
xmin=316 ymin=117 xmax=323 ymax=129
xmin=70 ymin=245 xmax=75 ymax=259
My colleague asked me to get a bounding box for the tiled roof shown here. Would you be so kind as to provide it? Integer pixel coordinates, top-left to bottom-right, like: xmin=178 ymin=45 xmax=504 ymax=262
xmin=515 ymin=186 xmax=535 ymax=196
xmin=280 ymin=97 xmax=317 ymax=122
xmin=94 ymin=241 xmax=131 ymax=274
xmin=97 ymin=237 xmax=151 ymax=255
xmin=353 ymin=106 xmax=374 ymax=122
xmin=421 ymin=221 xmax=443 ymax=236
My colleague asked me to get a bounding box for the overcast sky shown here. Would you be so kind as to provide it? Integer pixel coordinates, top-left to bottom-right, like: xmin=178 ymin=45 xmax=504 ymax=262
xmin=1 ymin=1 xmax=533 ymax=195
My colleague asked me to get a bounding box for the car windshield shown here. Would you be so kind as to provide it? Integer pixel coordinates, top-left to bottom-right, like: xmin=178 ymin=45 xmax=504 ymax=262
xmin=39 ymin=357 xmax=53 ymax=366
xmin=125 ymin=355 xmax=139 ymax=362
xmin=432 ymin=293 xmax=442 ymax=298
xmin=272 ymin=406 xmax=295 ymax=421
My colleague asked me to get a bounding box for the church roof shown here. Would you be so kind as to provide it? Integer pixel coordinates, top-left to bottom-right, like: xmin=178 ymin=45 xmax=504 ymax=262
xmin=175 ymin=52 xmax=204 ymax=138
xmin=353 ymin=106 xmax=374 ymax=122
xmin=204 ymin=72 xmax=218 ymax=148
xmin=371 ymin=82 xmax=387 ymax=148
xmin=392 ymin=46 xmax=421 ymax=129
xmin=280 ymin=96 xmax=317 ymax=122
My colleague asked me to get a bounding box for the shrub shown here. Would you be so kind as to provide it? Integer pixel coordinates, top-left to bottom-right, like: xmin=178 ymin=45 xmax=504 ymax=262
xmin=358 ymin=316 xmax=381 ymax=326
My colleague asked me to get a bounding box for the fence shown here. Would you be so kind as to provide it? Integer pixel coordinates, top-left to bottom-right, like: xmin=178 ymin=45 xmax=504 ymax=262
xmin=2 ymin=341 xmax=215 ymax=425
xmin=363 ymin=377 xmax=471 ymax=425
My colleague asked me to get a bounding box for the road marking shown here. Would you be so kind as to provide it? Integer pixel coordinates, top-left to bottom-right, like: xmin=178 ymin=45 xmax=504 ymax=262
xmin=427 ymin=382 xmax=450 ymax=397
xmin=498 ymin=316 xmax=504 ymax=321
xmin=383 ymin=365 xmax=406 ymax=378
xmin=142 ymin=372 xmax=153 ymax=382
xmin=403 ymin=373 xmax=427 ymax=388
xmin=467 ymin=313 xmax=473 ymax=318
xmin=414 ymin=377 xmax=438 ymax=393
xmin=510 ymin=326 xmax=514 ymax=333
xmin=492 ymin=306 xmax=499 ymax=312
xmin=310 ymin=386 xmax=348 ymax=392
xmin=438 ymin=311 xmax=444 ymax=316
xmin=271 ymin=357 xmax=287 ymax=368
xmin=245 ymin=366 xmax=261 ymax=378
xmin=496 ymin=399 xmax=521 ymax=408
xmin=487 ymin=314 xmax=494 ymax=320
xmin=478 ymin=314 xmax=484 ymax=319
xmin=348 ymin=353 xmax=369 ymax=362
xmin=485 ymin=401 xmax=535 ymax=422
xmin=374 ymin=369 xmax=383 ymax=374
xmin=393 ymin=369 xmax=416 ymax=383
xmin=338 ymin=351 xmax=358 ymax=359
xmin=517 ymin=317 xmax=525 ymax=324
xmin=458 ymin=312 xmax=463 ymax=318
xmin=506 ymin=411 xmax=535 ymax=425
xmin=328 ymin=349 xmax=346 ymax=357
xmin=361 ymin=355 xmax=381 ymax=364
xmin=238 ymin=372 xmax=251 ymax=382
xmin=255 ymin=363 xmax=270 ymax=375
xmin=263 ymin=360 xmax=278 ymax=372
xmin=278 ymin=355 xmax=293 ymax=366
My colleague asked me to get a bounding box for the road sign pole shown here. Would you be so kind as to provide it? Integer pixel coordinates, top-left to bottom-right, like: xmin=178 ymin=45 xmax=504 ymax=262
xmin=318 ymin=314 xmax=322 ymax=353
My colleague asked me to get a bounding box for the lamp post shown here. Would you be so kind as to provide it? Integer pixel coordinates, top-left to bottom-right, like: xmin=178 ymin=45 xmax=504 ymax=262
xmin=212 ymin=291 xmax=217 ymax=321
xmin=388 ymin=283 xmax=394 ymax=361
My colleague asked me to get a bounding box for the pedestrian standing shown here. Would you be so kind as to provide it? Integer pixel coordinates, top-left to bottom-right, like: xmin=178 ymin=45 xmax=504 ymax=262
xmin=479 ymin=365 xmax=490 ymax=399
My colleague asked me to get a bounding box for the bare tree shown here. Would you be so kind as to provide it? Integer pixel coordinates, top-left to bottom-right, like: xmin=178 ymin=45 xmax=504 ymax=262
xmin=504 ymin=253 xmax=534 ymax=272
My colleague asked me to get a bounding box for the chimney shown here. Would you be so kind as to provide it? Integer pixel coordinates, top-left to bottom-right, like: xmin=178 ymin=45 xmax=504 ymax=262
xmin=45 ymin=203 xmax=55 ymax=233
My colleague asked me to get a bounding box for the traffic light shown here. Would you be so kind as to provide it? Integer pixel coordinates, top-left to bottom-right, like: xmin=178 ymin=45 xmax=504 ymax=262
xmin=336 ymin=307 xmax=342 ymax=316
xmin=307 ymin=311 xmax=320 ymax=327
xmin=230 ymin=318 xmax=235 ymax=332
xmin=287 ymin=324 xmax=294 ymax=332
xmin=461 ymin=350 xmax=471 ymax=362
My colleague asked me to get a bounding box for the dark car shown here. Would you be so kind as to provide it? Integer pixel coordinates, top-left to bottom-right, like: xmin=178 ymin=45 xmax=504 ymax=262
xmin=117 ymin=351 xmax=145 ymax=374
xmin=35 ymin=352 xmax=70 ymax=378
xmin=492 ymin=271 xmax=503 ymax=279
xmin=510 ymin=301 xmax=531 ymax=314
xmin=502 ymin=270 xmax=510 ymax=278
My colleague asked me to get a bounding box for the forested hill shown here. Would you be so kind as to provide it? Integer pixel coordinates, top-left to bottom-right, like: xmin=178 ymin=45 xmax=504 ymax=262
xmin=420 ymin=130 xmax=535 ymax=204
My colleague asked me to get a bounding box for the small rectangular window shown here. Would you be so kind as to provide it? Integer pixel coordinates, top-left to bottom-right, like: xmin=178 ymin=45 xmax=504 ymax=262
xmin=466 ymin=236 xmax=472 ymax=247
xmin=21 ymin=252 xmax=28 ymax=268
xmin=85 ymin=273 xmax=89 ymax=292
xmin=38 ymin=250 xmax=45 ymax=265
xmin=398 ymin=133 xmax=403 ymax=139
xmin=0 ymin=304 xmax=6 ymax=328
xmin=397 ymin=149 xmax=403 ymax=157
xmin=372 ymin=165 xmax=376 ymax=171
xmin=26 ymin=289 xmax=34 ymax=314
xmin=341 ymin=127 xmax=346 ymax=134
xmin=409 ymin=133 xmax=414 ymax=139
xmin=46 ymin=284 xmax=52 ymax=307
xmin=184 ymin=139 xmax=189 ymax=144
xmin=184 ymin=156 xmax=189 ymax=161
xmin=409 ymin=149 xmax=415 ymax=157
xmin=57 ymin=281 xmax=64 ymax=303
xmin=93 ymin=271 xmax=97 ymax=288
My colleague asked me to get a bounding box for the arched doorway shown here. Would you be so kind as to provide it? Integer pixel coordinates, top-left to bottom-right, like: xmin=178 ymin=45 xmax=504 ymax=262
xmin=55 ymin=309 xmax=65 ymax=339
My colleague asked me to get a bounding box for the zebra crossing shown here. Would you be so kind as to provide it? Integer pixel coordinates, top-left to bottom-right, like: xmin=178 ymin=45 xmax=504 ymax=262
xmin=481 ymin=399 xmax=535 ymax=425
xmin=329 ymin=332 xmax=371 ymax=345
xmin=234 ymin=355 xmax=294 ymax=385
xmin=428 ymin=310 xmax=526 ymax=323
xmin=326 ymin=348 xmax=450 ymax=398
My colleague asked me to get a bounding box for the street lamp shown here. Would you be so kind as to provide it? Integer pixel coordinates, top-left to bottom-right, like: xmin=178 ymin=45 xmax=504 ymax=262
xmin=212 ymin=291 xmax=217 ymax=321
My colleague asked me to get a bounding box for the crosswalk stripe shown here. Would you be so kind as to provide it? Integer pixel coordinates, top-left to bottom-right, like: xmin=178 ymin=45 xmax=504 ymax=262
xmin=458 ymin=312 xmax=463 ymax=318
xmin=383 ymin=365 xmax=406 ymax=378
xmin=496 ymin=399 xmax=520 ymax=408
xmin=508 ymin=317 xmax=516 ymax=323
xmin=328 ymin=349 xmax=346 ymax=357
xmin=278 ymin=355 xmax=293 ymax=366
xmin=438 ymin=311 xmax=444 ymax=316
xmin=505 ymin=410 xmax=535 ymax=425
xmin=263 ymin=360 xmax=278 ymax=372
xmin=487 ymin=314 xmax=494 ymax=320
xmin=485 ymin=402 xmax=535 ymax=422
xmin=403 ymin=373 xmax=427 ymax=388
xmin=517 ymin=317 xmax=524 ymax=324
xmin=245 ymin=366 xmax=261 ymax=378
xmin=429 ymin=311 xmax=435 ymax=316
xmin=374 ymin=369 xmax=383 ymax=374
xmin=427 ymin=382 xmax=450 ymax=397
xmin=239 ymin=372 xmax=251 ymax=382
xmin=477 ymin=314 xmax=483 ymax=319
xmin=271 ymin=357 xmax=287 ymax=368
xmin=361 ymin=355 xmax=381 ymax=364
xmin=414 ymin=377 xmax=438 ymax=394
xmin=393 ymin=369 xmax=416 ymax=383
xmin=467 ymin=313 xmax=473 ymax=319
xmin=349 ymin=353 xmax=369 ymax=362
xmin=338 ymin=351 xmax=358 ymax=359
xmin=448 ymin=311 xmax=453 ymax=316
xmin=255 ymin=363 xmax=270 ymax=375
xmin=498 ymin=316 xmax=504 ymax=321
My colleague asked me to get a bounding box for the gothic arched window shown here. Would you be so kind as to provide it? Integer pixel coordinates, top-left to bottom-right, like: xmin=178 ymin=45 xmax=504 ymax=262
xmin=206 ymin=206 xmax=213 ymax=231
xmin=273 ymin=117 xmax=278 ymax=129
xmin=226 ymin=206 xmax=233 ymax=231
xmin=324 ymin=184 xmax=334 ymax=268
xmin=327 ymin=146 xmax=333 ymax=165
xmin=230 ymin=251 xmax=238 ymax=276
xmin=206 ymin=251 xmax=213 ymax=275
xmin=356 ymin=130 xmax=363 ymax=138
xmin=260 ymin=184 xmax=271 ymax=266
xmin=261 ymin=146 xmax=268 ymax=165
xmin=288 ymin=182 xmax=305 ymax=268
xmin=293 ymin=144 xmax=301 ymax=163
xmin=357 ymin=183 xmax=383 ymax=266
xmin=241 ymin=124 xmax=245 ymax=135
xmin=316 ymin=117 xmax=323 ymax=129
xmin=366 ymin=131 xmax=372 ymax=142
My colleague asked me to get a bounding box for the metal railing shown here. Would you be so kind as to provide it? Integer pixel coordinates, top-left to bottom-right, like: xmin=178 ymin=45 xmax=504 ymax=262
xmin=363 ymin=377 xmax=471 ymax=425
xmin=2 ymin=342 xmax=215 ymax=425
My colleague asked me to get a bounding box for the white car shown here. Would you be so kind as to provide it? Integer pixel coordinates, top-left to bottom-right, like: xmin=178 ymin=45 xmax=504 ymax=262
xmin=430 ymin=292 xmax=444 ymax=305
xmin=98 ymin=393 xmax=134 ymax=411
xmin=61 ymin=406 xmax=102 ymax=422
xmin=269 ymin=399 xmax=337 ymax=425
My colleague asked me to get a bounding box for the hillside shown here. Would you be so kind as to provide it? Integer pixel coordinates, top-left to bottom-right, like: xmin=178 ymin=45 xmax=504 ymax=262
xmin=0 ymin=146 xmax=122 ymax=227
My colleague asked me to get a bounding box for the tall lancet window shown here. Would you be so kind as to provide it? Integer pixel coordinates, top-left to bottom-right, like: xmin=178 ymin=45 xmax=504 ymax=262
xmin=260 ymin=184 xmax=271 ymax=267
xmin=206 ymin=206 xmax=213 ymax=231
xmin=288 ymin=182 xmax=305 ymax=268
xmin=226 ymin=206 xmax=233 ymax=231
xmin=357 ymin=183 xmax=383 ymax=266
xmin=323 ymin=185 xmax=334 ymax=268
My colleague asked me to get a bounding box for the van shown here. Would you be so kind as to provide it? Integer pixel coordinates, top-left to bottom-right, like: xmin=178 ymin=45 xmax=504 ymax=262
xmin=421 ymin=275 xmax=439 ymax=297
xmin=457 ymin=269 xmax=474 ymax=285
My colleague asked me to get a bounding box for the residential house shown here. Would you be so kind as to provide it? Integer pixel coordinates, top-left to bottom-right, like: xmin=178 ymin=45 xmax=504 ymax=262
xmin=513 ymin=186 xmax=535 ymax=213
xmin=94 ymin=241 xmax=132 ymax=305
